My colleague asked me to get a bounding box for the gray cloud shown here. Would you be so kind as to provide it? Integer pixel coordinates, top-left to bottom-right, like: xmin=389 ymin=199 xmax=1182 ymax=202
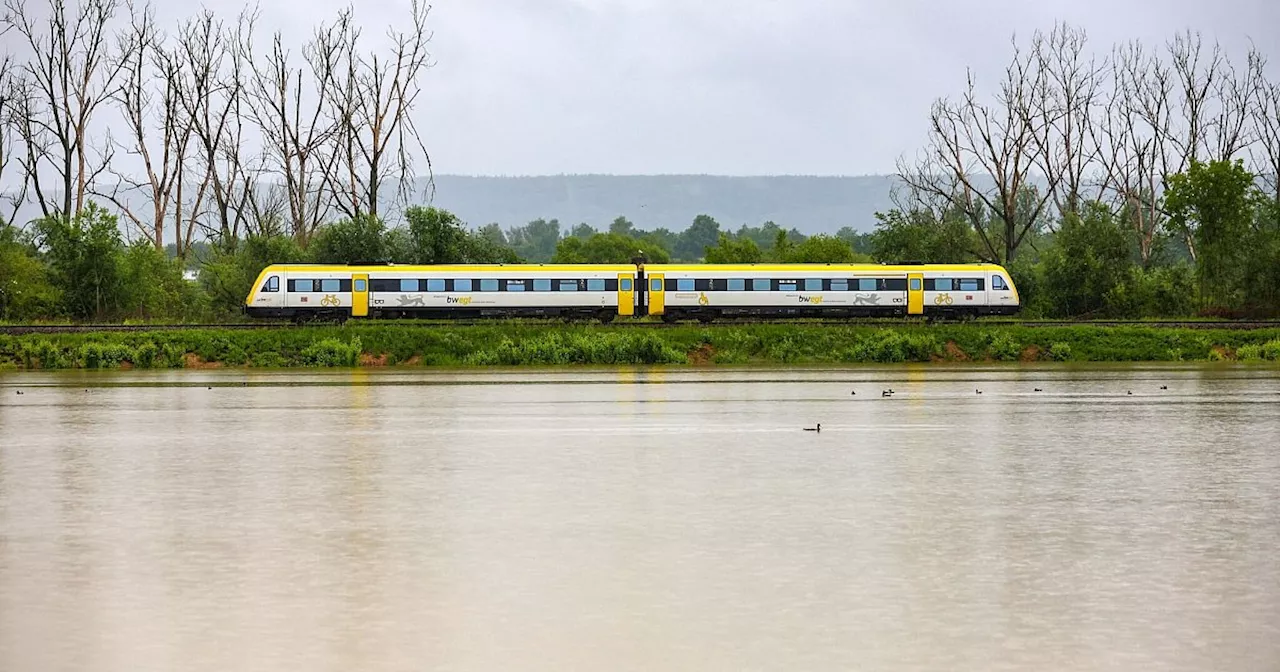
xmin=15 ymin=0 xmax=1280 ymax=177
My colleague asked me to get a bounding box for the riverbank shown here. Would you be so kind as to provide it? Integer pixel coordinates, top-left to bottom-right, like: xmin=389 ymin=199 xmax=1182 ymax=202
xmin=3 ymin=323 xmax=1280 ymax=369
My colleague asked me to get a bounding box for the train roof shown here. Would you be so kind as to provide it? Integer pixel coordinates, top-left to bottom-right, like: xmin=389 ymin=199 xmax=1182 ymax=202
xmin=644 ymin=263 xmax=1007 ymax=272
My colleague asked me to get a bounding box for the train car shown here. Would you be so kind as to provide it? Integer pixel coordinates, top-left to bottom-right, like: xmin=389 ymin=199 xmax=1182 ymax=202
xmin=639 ymin=263 xmax=1019 ymax=321
xmin=244 ymin=263 xmax=639 ymax=321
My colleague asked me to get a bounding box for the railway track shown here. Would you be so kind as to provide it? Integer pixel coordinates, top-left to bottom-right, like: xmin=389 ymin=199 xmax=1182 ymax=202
xmin=4 ymin=319 xmax=1280 ymax=335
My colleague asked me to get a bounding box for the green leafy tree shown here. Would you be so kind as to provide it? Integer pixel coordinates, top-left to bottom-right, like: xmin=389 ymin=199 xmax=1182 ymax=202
xmin=119 ymin=241 xmax=206 ymax=320
xmin=310 ymin=214 xmax=388 ymax=263
xmin=608 ymin=216 xmax=636 ymax=237
xmin=405 ymin=206 xmax=520 ymax=264
xmin=869 ymin=209 xmax=976 ymax=263
xmin=675 ymin=214 xmax=721 ymax=260
xmin=385 ymin=227 xmax=415 ymax=262
xmin=506 ymin=218 xmax=561 ymax=262
xmin=1164 ymin=159 xmax=1263 ymax=309
xmin=776 ymin=234 xmax=868 ymax=263
xmin=0 ymin=227 xmax=61 ymax=320
xmin=835 ymin=226 xmax=874 ymax=255
xmin=34 ymin=203 xmax=128 ymax=319
xmin=551 ymin=233 xmax=670 ymax=264
xmin=704 ymin=233 xmax=763 ymax=263
xmin=570 ymin=222 xmax=597 ymax=239
xmin=200 ymin=234 xmax=310 ymax=315
xmin=1040 ymin=203 xmax=1132 ymax=317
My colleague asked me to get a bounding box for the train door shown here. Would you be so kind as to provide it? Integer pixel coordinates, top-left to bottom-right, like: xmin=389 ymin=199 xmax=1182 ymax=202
xmin=351 ymin=273 xmax=369 ymax=317
xmin=907 ymin=273 xmax=923 ymax=315
xmin=648 ymin=273 xmax=665 ymax=315
xmin=617 ymin=273 xmax=635 ymax=316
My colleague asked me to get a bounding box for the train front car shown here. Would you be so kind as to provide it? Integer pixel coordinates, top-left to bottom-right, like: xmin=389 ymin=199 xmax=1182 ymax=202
xmin=642 ymin=263 xmax=1020 ymax=321
xmin=245 ymin=263 xmax=641 ymax=322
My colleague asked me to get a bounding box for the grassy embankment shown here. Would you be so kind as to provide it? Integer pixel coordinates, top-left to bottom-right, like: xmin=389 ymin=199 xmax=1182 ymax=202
xmin=4 ymin=323 xmax=1280 ymax=370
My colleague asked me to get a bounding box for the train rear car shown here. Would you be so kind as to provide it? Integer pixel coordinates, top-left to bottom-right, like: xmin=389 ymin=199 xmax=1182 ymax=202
xmin=642 ymin=263 xmax=1019 ymax=321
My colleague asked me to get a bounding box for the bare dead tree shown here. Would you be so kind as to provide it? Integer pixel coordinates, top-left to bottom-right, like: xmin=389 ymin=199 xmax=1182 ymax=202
xmin=1093 ymin=42 xmax=1168 ymax=265
xmin=0 ymin=53 xmax=31 ymax=226
xmin=1206 ymin=47 xmax=1266 ymax=163
xmin=897 ymin=37 xmax=1057 ymax=264
xmin=96 ymin=2 xmax=197 ymax=251
xmin=173 ymin=8 xmax=264 ymax=246
xmin=1026 ymin=23 xmax=1103 ymax=218
xmin=1 ymin=0 xmax=127 ymax=218
xmin=322 ymin=0 xmax=433 ymax=222
xmin=242 ymin=14 xmax=347 ymax=244
xmin=1255 ymin=79 xmax=1280 ymax=206
xmin=1166 ymin=31 xmax=1224 ymax=171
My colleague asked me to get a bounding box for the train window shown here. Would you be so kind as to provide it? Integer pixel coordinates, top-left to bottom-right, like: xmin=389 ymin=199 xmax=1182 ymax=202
xmin=651 ymin=278 xmax=662 ymax=292
xmin=620 ymin=278 xmax=632 ymax=291
xmin=480 ymin=279 xmax=499 ymax=292
xmin=588 ymin=279 xmax=605 ymax=291
xmin=400 ymin=279 xmax=418 ymax=292
xmin=425 ymin=279 xmax=443 ymax=292
xmin=831 ymin=280 xmax=849 ymax=291
xmin=858 ymin=278 xmax=876 ymax=292
xmin=559 ymin=280 xmax=579 ymax=291
xmin=534 ymin=279 xmax=552 ymax=292
xmin=778 ymin=280 xmax=797 ymax=291
xmin=728 ymin=278 xmax=746 ymax=291
xmin=909 ymin=278 xmax=921 ymax=291
xmin=676 ymin=278 xmax=695 ymax=291
xmin=354 ymin=279 xmax=366 ymax=292
xmin=958 ymin=278 xmax=981 ymax=292
xmin=290 ymin=279 xmax=313 ymax=293
xmin=507 ymin=280 xmax=526 ymax=292
xmin=319 ymin=279 xmax=340 ymax=293
xmin=885 ymin=278 xmax=908 ymax=291
xmin=935 ymin=278 xmax=953 ymax=292
xmin=752 ymin=278 xmax=770 ymax=291
xmin=261 ymin=276 xmax=280 ymax=292
xmin=805 ymin=278 xmax=823 ymax=291
xmin=453 ymin=279 xmax=472 ymax=292
xmin=992 ymin=275 xmax=1008 ymax=290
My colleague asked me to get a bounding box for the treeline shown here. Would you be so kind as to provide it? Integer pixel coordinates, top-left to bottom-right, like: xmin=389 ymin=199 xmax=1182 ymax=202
xmin=1 ymin=157 xmax=1277 ymax=321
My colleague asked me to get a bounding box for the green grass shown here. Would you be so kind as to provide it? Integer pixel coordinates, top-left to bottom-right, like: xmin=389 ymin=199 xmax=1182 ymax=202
xmin=3 ymin=323 xmax=1280 ymax=369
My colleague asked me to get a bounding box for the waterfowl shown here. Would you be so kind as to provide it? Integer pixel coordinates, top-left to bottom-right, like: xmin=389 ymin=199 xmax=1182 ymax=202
xmin=881 ymin=390 xmax=893 ymax=397
xmin=15 ymin=390 xmax=22 ymax=395
xmin=1127 ymin=391 xmax=1133 ymax=395
xmin=1033 ymin=388 xmax=1043 ymax=392
xmin=803 ymin=424 xmax=821 ymax=432
xmin=1160 ymin=385 xmax=1168 ymax=390
xmin=975 ymin=389 xmax=982 ymax=394
xmin=850 ymin=390 xmax=856 ymax=395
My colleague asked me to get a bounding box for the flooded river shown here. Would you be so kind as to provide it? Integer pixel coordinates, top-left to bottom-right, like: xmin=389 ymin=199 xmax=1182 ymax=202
xmin=1 ymin=365 xmax=1278 ymax=671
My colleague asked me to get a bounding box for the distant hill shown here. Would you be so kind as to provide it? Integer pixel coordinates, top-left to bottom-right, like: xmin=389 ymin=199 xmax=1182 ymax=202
xmin=2 ymin=173 xmax=903 ymax=237
xmin=422 ymin=174 xmax=900 ymax=235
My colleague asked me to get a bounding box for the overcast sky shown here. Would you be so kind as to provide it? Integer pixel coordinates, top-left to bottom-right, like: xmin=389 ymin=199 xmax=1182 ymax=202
xmin=64 ymin=0 xmax=1280 ymax=176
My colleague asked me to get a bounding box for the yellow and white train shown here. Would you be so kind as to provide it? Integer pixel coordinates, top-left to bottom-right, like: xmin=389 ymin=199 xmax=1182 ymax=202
xmin=244 ymin=262 xmax=1020 ymax=322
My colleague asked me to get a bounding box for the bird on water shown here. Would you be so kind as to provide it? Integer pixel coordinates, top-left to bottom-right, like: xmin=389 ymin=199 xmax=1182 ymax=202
xmin=975 ymin=389 xmax=983 ymax=394
xmin=804 ymin=424 xmax=821 ymax=432
xmin=15 ymin=390 xmax=22 ymax=395
xmin=1033 ymin=388 xmax=1043 ymax=392
xmin=1160 ymin=385 xmax=1168 ymax=390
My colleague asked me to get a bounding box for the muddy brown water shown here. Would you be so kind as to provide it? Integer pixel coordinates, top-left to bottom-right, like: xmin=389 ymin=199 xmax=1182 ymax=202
xmin=1 ymin=365 xmax=1278 ymax=671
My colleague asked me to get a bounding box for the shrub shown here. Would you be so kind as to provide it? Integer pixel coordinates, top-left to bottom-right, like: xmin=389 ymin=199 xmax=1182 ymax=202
xmin=1262 ymin=339 xmax=1280 ymax=361
xmin=985 ymin=332 xmax=1022 ymax=361
xmin=301 ymin=337 xmax=363 ymax=367
xmin=1236 ymin=344 xmax=1263 ymax=361
xmin=1048 ymin=342 xmax=1072 ymax=361
xmin=134 ymin=341 xmax=159 ymax=368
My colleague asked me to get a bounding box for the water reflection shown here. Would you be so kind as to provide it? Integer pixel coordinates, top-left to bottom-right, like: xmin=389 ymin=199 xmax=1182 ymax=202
xmin=1 ymin=365 xmax=1278 ymax=671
